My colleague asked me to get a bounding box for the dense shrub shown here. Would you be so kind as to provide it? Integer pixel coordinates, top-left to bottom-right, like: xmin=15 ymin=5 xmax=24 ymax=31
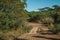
xmin=0 ymin=0 xmax=31 ymax=40
xmin=48 ymin=24 xmax=60 ymax=34
xmin=0 ymin=0 xmax=28 ymax=31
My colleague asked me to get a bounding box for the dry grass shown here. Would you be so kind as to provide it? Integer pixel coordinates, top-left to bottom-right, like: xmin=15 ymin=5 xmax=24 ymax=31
xmin=0 ymin=28 xmax=24 ymax=40
xmin=0 ymin=25 xmax=32 ymax=40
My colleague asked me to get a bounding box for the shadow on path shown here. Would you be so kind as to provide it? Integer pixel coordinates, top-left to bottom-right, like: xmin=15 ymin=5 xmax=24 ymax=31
xmin=33 ymin=35 xmax=60 ymax=40
xmin=14 ymin=38 xmax=28 ymax=40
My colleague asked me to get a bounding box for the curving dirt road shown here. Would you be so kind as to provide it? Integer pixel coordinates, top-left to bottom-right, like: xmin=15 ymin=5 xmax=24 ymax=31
xmin=18 ymin=22 xmax=60 ymax=40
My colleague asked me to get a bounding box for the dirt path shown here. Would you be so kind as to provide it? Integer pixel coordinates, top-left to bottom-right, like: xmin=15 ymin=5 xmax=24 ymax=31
xmin=29 ymin=27 xmax=39 ymax=34
xmin=18 ymin=22 xmax=60 ymax=40
xmin=28 ymin=22 xmax=41 ymax=34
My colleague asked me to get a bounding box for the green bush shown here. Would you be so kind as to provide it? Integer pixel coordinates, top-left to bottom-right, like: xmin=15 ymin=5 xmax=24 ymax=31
xmin=48 ymin=24 xmax=60 ymax=34
xmin=0 ymin=0 xmax=28 ymax=31
xmin=0 ymin=0 xmax=31 ymax=40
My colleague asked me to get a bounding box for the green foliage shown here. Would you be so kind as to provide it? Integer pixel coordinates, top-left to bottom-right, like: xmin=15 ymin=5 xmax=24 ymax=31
xmin=48 ymin=24 xmax=60 ymax=34
xmin=28 ymin=5 xmax=60 ymax=34
xmin=0 ymin=0 xmax=32 ymax=40
xmin=0 ymin=0 xmax=28 ymax=31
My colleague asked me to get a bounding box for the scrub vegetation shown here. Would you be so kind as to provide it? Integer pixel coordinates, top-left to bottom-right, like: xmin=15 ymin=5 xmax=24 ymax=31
xmin=0 ymin=0 xmax=60 ymax=40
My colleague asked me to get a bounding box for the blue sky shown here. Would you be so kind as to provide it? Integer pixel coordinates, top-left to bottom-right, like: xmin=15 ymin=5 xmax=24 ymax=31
xmin=26 ymin=0 xmax=60 ymax=11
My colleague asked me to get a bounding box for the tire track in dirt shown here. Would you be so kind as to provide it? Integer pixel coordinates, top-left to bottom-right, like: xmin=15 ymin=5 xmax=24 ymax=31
xmin=29 ymin=27 xmax=39 ymax=34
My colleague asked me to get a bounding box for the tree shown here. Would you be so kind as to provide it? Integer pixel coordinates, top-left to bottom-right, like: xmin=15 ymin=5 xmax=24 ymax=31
xmin=0 ymin=0 xmax=27 ymax=30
